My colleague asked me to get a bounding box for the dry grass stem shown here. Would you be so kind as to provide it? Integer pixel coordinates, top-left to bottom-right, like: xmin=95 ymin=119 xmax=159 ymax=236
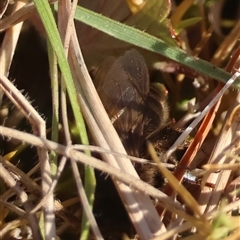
xmin=67 ymin=19 xmax=166 ymax=238
xmin=0 ymin=2 xmax=35 ymax=32
xmin=0 ymin=125 xmax=185 ymax=215
xmin=0 ymin=156 xmax=86 ymax=236
xmin=0 ymin=1 xmax=25 ymax=76
xmin=165 ymin=71 xmax=240 ymax=159
xmin=0 ymin=74 xmax=55 ymax=238
xmin=0 ymin=159 xmax=41 ymax=239
xmin=57 ymin=1 xmax=103 ymax=238
xmin=199 ymin=87 xmax=240 ymax=214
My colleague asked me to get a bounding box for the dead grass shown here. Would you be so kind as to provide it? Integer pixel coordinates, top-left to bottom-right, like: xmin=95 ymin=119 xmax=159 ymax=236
xmin=0 ymin=1 xmax=240 ymax=240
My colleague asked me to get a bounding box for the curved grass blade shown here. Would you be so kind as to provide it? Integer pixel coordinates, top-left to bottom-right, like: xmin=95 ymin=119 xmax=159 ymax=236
xmin=74 ymin=6 xmax=235 ymax=87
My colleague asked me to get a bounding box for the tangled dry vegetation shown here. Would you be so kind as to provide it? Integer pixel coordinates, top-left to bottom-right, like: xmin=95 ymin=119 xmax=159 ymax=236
xmin=0 ymin=0 xmax=240 ymax=240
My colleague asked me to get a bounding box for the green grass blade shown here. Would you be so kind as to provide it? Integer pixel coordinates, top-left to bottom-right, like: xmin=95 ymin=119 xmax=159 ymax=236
xmin=33 ymin=0 xmax=89 ymax=145
xmin=74 ymin=6 xmax=235 ymax=86
xmin=32 ymin=0 xmax=95 ymax=238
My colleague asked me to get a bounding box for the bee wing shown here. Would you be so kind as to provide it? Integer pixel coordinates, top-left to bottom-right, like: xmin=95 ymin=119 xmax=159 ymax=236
xmin=95 ymin=49 xmax=150 ymax=157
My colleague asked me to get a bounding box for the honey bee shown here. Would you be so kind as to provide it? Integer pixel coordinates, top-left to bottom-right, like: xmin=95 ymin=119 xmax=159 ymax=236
xmin=94 ymin=49 xmax=170 ymax=160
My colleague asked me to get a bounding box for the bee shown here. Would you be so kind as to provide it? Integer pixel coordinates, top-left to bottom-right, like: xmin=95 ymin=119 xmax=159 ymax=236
xmin=93 ymin=49 xmax=185 ymax=239
xmin=94 ymin=49 xmax=170 ymax=160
